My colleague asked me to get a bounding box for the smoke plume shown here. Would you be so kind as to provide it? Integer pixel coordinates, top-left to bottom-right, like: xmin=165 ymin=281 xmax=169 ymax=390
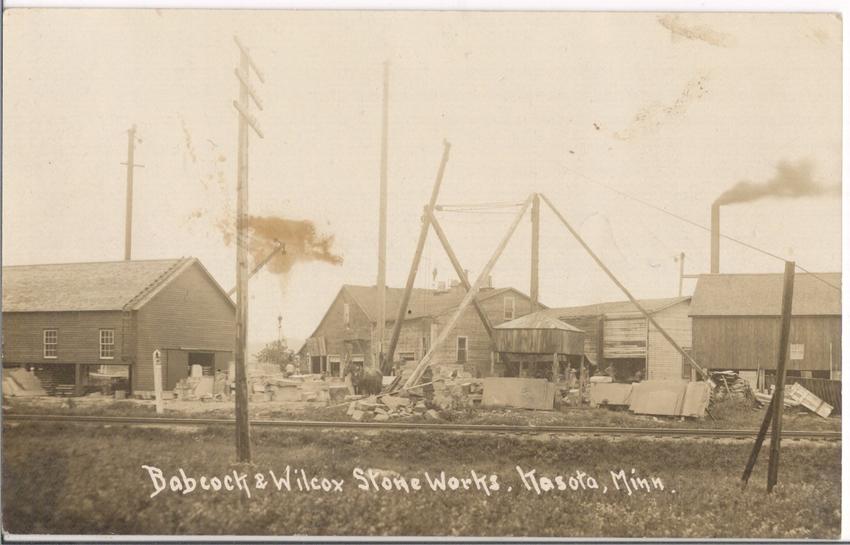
xmin=219 ymin=214 xmax=344 ymax=275
xmin=714 ymin=159 xmax=839 ymax=206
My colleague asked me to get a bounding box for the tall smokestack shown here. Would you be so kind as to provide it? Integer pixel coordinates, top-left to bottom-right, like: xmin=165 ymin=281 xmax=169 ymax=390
xmin=710 ymin=203 xmax=720 ymax=274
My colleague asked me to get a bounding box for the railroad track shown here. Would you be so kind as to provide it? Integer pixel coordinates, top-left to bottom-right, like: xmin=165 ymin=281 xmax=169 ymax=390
xmin=3 ymin=413 xmax=841 ymax=441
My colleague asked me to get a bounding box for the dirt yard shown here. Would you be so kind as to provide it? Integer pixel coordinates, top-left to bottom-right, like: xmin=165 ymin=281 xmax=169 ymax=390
xmin=1 ymin=421 xmax=840 ymax=538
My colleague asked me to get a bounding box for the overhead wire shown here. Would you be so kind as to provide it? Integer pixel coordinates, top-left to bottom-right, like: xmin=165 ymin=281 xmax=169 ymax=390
xmin=560 ymin=166 xmax=841 ymax=292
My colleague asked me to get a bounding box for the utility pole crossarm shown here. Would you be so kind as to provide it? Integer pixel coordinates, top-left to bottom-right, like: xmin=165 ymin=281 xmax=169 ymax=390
xmin=233 ymin=36 xmax=265 ymax=83
xmin=232 ymin=100 xmax=265 ymax=139
xmin=233 ymin=68 xmax=264 ymax=110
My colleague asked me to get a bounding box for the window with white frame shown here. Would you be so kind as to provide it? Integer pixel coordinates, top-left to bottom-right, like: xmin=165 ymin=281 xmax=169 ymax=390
xmin=503 ymin=296 xmax=516 ymax=321
xmin=43 ymin=329 xmax=57 ymax=359
xmin=456 ymin=336 xmax=468 ymax=363
xmin=343 ymin=303 xmax=350 ymax=326
xmin=399 ymin=352 xmax=416 ymax=362
xmin=100 ymin=329 xmax=115 ymax=359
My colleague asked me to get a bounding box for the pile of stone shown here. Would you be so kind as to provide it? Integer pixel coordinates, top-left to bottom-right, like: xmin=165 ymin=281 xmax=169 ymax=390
xmin=345 ymin=394 xmax=440 ymax=422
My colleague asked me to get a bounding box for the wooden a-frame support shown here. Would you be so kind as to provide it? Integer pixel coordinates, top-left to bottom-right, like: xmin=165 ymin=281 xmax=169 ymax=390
xmin=427 ymin=210 xmax=495 ymax=339
xmin=385 ymin=141 xmax=504 ymax=372
xmin=402 ymin=196 xmax=533 ymax=390
xmin=384 ymin=141 xmax=451 ymax=373
xmin=388 ymin=181 xmax=708 ymax=393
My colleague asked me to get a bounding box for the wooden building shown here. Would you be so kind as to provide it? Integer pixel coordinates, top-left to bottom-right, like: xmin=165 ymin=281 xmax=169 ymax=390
xmin=2 ymin=258 xmax=236 ymax=395
xmin=541 ymin=296 xmax=693 ymax=382
xmin=299 ymin=283 xmax=539 ymax=377
xmin=493 ymin=313 xmax=585 ymax=379
xmin=690 ymin=273 xmax=841 ymax=379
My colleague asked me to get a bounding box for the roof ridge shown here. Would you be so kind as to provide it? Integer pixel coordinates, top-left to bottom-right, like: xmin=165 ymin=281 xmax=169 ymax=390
xmin=2 ymin=257 xmax=185 ymax=269
xmin=697 ymin=272 xmax=840 ymax=277
xmin=122 ymin=257 xmax=192 ymax=310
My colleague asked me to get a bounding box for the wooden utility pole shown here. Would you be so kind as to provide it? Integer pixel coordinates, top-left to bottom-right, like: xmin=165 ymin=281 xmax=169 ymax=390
xmin=767 ymin=261 xmax=795 ymax=492
xmin=530 ymin=193 xmax=540 ymax=312
xmin=122 ymin=125 xmax=144 ymax=261
xmin=677 ymin=251 xmax=699 ymax=297
xmin=232 ymin=36 xmax=265 ymax=463
xmin=376 ymin=61 xmax=389 ymax=371
xmin=678 ymin=252 xmax=685 ymax=296
xmin=385 ymin=141 xmax=451 ymax=369
xmin=402 ymin=196 xmax=532 ymax=390
xmin=742 ymin=261 xmax=795 ymax=490
xmin=741 ymin=394 xmax=775 ymax=486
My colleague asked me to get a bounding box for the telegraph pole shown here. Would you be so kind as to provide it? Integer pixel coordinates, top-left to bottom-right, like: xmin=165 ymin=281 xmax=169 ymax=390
xmin=232 ymin=36 xmax=265 ymax=463
xmin=530 ymin=193 xmax=540 ymax=312
xmin=121 ymin=125 xmax=144 ymax=260
xmin=376 ymin=61 xmax=389 ymax=372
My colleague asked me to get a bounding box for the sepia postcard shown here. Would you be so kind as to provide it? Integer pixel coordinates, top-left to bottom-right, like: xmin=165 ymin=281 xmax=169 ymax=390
xmin=0 ymin=6 xmax=844 ymax=541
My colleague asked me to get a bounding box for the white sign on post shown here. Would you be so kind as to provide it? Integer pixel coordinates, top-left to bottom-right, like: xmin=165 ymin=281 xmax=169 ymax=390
xmin=153 ymin=349 xmax=163 ymax=414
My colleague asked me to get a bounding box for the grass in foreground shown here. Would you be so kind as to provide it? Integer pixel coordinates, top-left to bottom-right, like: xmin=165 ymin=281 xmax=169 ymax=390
xmin=1 ymin=421 xmax=840 ymax=538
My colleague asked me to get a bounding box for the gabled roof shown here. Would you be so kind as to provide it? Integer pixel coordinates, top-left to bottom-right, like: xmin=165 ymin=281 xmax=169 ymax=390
xmin=2 ymin=257 xmax=232 ymax=313
xmin=690 ymin=272 xmax=841 ymax=317
xmin=342 ymin=284 xmax=540 ymax=322
xmin=545 ymin=296 xmax=691 ymax=320
xmin=495 ymin=312 xmax=584 ymax=332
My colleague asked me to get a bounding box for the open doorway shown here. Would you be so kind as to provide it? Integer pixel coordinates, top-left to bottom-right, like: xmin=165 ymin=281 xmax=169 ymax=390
xmin=188 ymin=352 xmax=215 ymax=376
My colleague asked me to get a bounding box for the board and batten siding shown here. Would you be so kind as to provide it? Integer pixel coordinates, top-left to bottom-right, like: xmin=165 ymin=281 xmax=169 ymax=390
xmin=603 ymin=317 xmax=646 ymax=359
xmin=693 ymin=315 xmax=841 ymax=372
xmin=2 ymin=310 xmax=126 ymax=365
xmin=134 ymin=262 xmax=235 ymax=391
xmin=646 ymin=302 xmax=692 ymax=381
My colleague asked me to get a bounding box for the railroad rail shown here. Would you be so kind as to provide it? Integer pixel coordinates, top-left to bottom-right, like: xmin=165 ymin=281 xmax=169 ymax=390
xmin=3 ymin=413 xmax=841 ymax=441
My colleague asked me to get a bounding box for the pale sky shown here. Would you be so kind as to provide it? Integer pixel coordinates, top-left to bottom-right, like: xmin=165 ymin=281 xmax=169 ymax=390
xmin=2 ymin=10 xmax=842 ymax=346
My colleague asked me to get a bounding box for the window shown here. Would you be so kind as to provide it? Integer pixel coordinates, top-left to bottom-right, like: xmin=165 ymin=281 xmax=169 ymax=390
xmin=328 ymin=355 xmax=341 ymax=377
xmin=503 ymin=296 xmax=515 ymax=321
xmin=456 ymin=336 xmax=468 ymax=363
xmin=99 ymin=329 xmax=115 ymax=359
xmin=43 ymin=329 xmax=57 ymax=359
xmin=399 ymin=352 xmax=416 ymax=362
xmin=343 ymin=303 xmax=350 ymax=326
xmin=420 ymin=335 xmax=430 ymax=355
